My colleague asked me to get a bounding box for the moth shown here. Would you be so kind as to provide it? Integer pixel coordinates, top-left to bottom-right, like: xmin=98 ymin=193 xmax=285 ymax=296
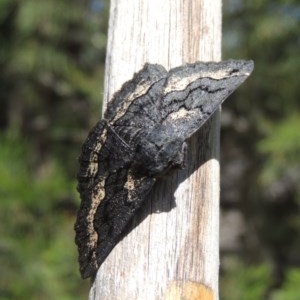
xmin=75 ymin=59 xmax=254 ymax=279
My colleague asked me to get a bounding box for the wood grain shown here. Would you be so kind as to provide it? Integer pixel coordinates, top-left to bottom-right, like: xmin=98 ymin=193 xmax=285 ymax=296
xmin=90 ymin=0 xmax=221 ymax=299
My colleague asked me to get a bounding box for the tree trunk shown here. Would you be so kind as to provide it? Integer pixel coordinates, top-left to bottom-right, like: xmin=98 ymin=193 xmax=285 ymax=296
xmin=90 ymin=0 xmax=221 ymax=299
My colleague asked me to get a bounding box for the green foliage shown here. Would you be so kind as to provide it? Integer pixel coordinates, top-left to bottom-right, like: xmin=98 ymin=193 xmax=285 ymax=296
xmin=258 ymin=115 xmax=300 ymax=185
xmin=0 ymin=133 xmax=90 ymax=299
xmin=221 ymin=257 xmax=271 ymax=300
xmin=272 ymin=268 xmax=300 ymax=300
xmin=0 ymin=0 xmax=108 ymax=298
xmin=222 ymin=0 xmax=300 ymax=298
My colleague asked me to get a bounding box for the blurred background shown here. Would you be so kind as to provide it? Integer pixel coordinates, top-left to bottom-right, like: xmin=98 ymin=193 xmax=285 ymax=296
xmin=0 ymin=0 xmax=299 ymax=299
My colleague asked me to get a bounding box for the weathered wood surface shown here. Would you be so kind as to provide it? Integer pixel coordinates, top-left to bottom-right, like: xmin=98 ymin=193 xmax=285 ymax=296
xmin=90 ymin=0 xmax=222 ymax=299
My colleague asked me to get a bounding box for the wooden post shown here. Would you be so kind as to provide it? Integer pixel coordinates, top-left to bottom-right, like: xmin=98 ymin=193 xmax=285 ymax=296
xmin=90 ymin=0 xmax=221 ymax=299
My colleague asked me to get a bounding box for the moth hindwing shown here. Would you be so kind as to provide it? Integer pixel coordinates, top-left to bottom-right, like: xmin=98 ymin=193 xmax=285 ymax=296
xmin=75 ymin=59 xmax=254 ymax=279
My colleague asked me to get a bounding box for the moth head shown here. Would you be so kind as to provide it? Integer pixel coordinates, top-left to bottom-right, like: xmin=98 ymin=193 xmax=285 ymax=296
xmin=134 ymin=124 xmax=186 ymax=177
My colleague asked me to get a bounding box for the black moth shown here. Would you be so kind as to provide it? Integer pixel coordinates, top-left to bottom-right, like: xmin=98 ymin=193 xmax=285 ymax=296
xmin=75 ymin=60 xmax=254 ymax=279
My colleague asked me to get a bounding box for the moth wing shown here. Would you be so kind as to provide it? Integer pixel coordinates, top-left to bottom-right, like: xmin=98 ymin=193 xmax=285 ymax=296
xmin=105 ymin=64 xmax=168 ymax=128
xmin=161 ymin=60 xmax=254 ymax=139
xmin=75 ymin=120 xmax=155 ymax=279
xmin=92 ymin=172 xmax=155 ymax=277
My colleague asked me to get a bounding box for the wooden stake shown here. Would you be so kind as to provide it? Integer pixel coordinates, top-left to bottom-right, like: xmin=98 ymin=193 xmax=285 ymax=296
xmin=90 ymin=0 xmax=221 ymax=299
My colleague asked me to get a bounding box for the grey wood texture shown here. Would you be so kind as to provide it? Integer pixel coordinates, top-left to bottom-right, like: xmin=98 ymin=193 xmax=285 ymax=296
xmin=90 ymin=0 xmax=221 ymax=299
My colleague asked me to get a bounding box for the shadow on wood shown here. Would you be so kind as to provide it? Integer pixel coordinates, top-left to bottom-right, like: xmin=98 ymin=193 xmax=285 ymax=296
xmin=118 ymin=119 xmax=215 ymax=252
